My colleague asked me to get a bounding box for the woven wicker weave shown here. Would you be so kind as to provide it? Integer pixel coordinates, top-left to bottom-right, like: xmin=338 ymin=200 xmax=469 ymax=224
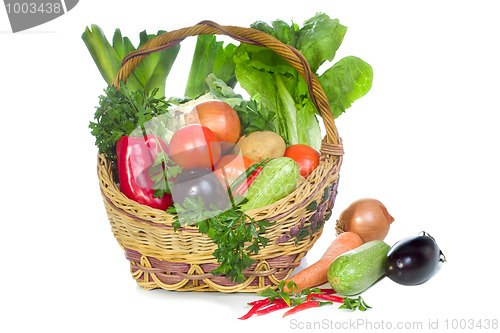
xmin=97 ymin=20 xmax=344 ymax=293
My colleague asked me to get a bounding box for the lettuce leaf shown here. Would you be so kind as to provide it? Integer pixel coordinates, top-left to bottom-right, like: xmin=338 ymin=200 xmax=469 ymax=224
xmin=319 ymin=56 xmax=373 ymax=118
xmin=233 ymin=13 xmax=373 ymax=151
xmin=297 ymin=13 xmax=347 ymax=73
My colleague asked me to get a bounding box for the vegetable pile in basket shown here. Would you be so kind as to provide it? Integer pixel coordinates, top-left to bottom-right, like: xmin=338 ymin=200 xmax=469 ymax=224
xmin=84 ymin=13 xmax=373 ymax=283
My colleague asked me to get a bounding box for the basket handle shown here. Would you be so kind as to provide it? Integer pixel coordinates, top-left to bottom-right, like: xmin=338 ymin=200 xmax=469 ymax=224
xmin=112 ymin=20 xmax=342 ymax=150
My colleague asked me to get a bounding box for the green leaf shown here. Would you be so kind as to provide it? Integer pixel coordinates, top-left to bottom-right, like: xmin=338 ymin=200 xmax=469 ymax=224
xmin=279 ymin=291 xmax=291 ymax=306
xmin=322 ymin=185 xmax=332 ymax=204
xmin=112 ymin=28 xmax=126 ymax=59
xmin=185 ymin=35 xmax=236 ymax=98
xmin=295 ymin=227 xmax=311 ymax=245
xmin=174 ymin=194 xmax=274 ymax=282
xmin=166 ymin=206 xmax=177 ymax=214
xmin=306 ymin=200 xmax=318 ymax=212
xmin=318 ymin=301 xmax=334 ymax=307
xmin=359 ymin=296 xmax=372 ymax=311
xmin=275 ymin=74 xmax=299 ymax=145
xmin=278 ymin=280 xmax=286 ymax=291
xmin=84 ymin=25 xmax=178 ymax=99
xmin=271 ymin=20 xmax=299 ymax=46
xmin=246 ymin=240 xmax=260 ymax=255
xmin=296 ymin=13 xmax=347 ymax=73
xmin=299 ymin=287 xmax=312 ymax=296
xmin=287 ymin=280 xmax=299 ymax=294
xmin=258 ymin=287 xmax=278 ymax=299
xmin=82 ymin=25 xmax=123 ymax=86
xmin=339 ymin=296 xmax=372 ymax=312
xmin=319 ymin=56 xmax=373 ymax=118
xmin=339 ymin=298 xmax=353 ymax=310
xmin=212 ymin=43 xmax=237 ymax=88
xmin=90 ymin=77 xmax=172 ymax=159
xmin=233 ymin=99 xmax=276 ymax=134
xmin=297 ymin=102 xmax=322 ymax=151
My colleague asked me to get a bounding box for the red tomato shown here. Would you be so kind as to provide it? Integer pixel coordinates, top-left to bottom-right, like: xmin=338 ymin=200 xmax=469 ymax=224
xmin=213 ymin=154 xmax=255 ymax=188
xmin=284 ymin=144 xmax=320 ymax=178
xmin=191 ymin=100 xmax=241 ymax=152
xmin=168 ymin=124 xmax=221 ymax=169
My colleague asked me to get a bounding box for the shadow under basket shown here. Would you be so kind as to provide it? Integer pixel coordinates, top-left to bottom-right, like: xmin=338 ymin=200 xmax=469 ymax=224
xmin=96 ymin=20 xmax=344 ymax=293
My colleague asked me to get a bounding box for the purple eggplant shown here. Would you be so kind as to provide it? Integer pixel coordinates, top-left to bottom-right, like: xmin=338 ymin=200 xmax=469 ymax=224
xmin=385 ymin=232 xmax=446 ymax=285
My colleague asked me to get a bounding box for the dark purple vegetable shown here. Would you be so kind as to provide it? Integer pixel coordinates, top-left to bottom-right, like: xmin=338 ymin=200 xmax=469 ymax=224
xmin=171 ymin=167 xmax=229 ymax=210
xmin=384 ymin=231 xmax=446 ymax=286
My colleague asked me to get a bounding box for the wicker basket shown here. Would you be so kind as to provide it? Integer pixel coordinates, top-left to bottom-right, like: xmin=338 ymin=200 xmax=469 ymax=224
xmin=97 ymin=20 xmax=344 ymax=293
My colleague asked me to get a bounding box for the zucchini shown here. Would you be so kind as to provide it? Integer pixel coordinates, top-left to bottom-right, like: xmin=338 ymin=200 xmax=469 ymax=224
xmin=240 ymin=157 xmax=299 ymax=211
xmin=327 ymin=240 xmax=390 ymax=295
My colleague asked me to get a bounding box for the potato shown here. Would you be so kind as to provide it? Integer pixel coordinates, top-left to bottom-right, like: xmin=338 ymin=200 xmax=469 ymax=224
xmin=234 ymin=131 xmax=286 ymax=162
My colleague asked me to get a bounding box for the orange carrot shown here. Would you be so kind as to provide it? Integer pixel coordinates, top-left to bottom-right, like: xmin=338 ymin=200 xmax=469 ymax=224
xmin=284 ymin=232 xmax=364 ymax=292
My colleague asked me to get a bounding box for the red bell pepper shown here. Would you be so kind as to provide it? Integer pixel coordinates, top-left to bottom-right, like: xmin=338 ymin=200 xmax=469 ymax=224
xmin=116 ymin=134 xmax=172 ymax=210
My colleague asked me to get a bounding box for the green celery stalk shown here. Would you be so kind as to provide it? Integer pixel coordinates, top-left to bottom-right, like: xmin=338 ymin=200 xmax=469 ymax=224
xmin=185 ymin=35 xmax=236 ymax=99
xmin=144 ymin=39 xmax=180 ymax=99
xmin=82 ymin=24 xmax=122 ymax=86
xmin=111 ymin=29 xmax=144 ymax=92
xmin=185 ymin=35 xmax=221 ymax=98
xmin=297 ymin=103 xmax=322 ymax=151
xmin=134 ymin=31 xmax=161 ymax=88
xmin=212 ymin=43 xmax=237 ymax=89
xmin=276 ymin=75 xmax=299 ymax=145
xmin=82 ymin=25 xmax=143 ymax=92
xmin=83 ymin=25 xmax=179 ymax=97
xmin=111 ymin=28 xmax=126 ymax=59
xmin=127 ymin=30 xmax=180 ymax=98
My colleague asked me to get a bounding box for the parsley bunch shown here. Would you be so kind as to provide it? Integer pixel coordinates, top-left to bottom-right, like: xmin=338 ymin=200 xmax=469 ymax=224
xmin=89 ymin=85 xmax=170 ymax=161
xmin=168 ymin=197 xmax=274 ymax=283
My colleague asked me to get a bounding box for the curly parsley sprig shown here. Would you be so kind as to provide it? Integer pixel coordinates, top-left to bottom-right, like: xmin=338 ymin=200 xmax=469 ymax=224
xmin=89 ymin=84 xmax=170 ymax=161
xmin=168 ymin=197 xmax=274 ymax=283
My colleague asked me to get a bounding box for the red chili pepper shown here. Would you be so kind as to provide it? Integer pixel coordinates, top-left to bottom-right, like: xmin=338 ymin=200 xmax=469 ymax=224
xmin=318 ymin=288 xmax=336 ymax=294
xmin=307 ymin=293 xmax=344 ymax=303
xmin=234 ymin=166 xmax=263 ymax=196
xmin=282 ymin=301 xmax=320 ymax=317
xmin=240 ymin=298 xmax=290 ymax=319
xmin=239 ymin=298 xmax=271 ymax=320
xmin=255 ymin=299 xmax=290 ymax=316
xmin=238 ymin=303 xmax=264 ymax=320
xmin=247 ymin=298 xmax=271 ymax=306
xmin=116 ymin=135 xmax=172 ymax=210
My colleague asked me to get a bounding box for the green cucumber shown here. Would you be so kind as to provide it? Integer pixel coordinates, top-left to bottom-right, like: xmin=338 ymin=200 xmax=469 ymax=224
xmin=328 ymin=240 xmax=390 ymax=295
xmin=240 ymin=157 xmax=299 ymax=211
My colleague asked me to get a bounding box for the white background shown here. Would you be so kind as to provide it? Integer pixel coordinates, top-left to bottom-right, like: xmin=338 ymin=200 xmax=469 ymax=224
xmin=1 ymin=1 xmax=499 ymax=332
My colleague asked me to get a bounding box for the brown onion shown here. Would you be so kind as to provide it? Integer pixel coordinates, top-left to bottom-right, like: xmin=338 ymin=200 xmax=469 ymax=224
xmin=336 ymin=198 xmax=395 ymax=243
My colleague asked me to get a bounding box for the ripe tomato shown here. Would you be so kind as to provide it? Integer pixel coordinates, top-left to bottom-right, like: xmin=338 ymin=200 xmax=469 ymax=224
xmin=284 ymin=144 xmax=320 ymax=178
xmin=191 ymin=100 xmax=241 ymax=152
xmin=168 ymin=124 xmax=221 ymax=169
xmin=213 ymin=154 xmax=255 ymax=188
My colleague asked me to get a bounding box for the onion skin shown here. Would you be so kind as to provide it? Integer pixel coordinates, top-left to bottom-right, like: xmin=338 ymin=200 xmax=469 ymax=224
xmin=190 ymin=100 xmax=241 ymax=147
xmin=336 ymin=198 xmax=394 ymax=243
